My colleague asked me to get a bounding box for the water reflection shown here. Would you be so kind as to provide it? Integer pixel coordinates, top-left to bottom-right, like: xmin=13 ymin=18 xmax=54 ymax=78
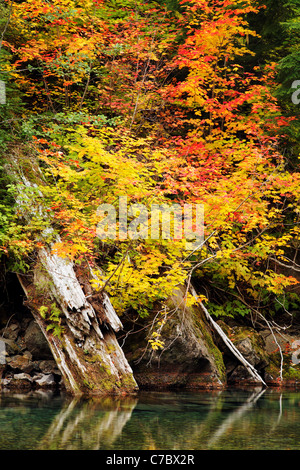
xmin=207 ymin=387 xmax=266 ymax=447
xmin=1 ymin=388 xmax=300 ymax=450
xmin=38 ymin=395 xmax=138 ymax=450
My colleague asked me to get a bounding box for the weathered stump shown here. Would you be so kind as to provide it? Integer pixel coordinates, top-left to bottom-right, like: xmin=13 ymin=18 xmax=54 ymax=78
xmin=17 ymin=250 xmax=138 ymax=396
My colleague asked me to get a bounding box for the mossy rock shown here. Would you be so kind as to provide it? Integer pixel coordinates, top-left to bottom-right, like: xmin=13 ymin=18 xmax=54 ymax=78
xmin=124 ymin=286 xmax=227 ymax=389
xmin=231 ymin=326 xmax=269 ymax=369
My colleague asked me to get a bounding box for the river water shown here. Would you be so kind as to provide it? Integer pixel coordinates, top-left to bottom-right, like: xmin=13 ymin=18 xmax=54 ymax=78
xmin=0 ymin=387 xmax=300 ymax=450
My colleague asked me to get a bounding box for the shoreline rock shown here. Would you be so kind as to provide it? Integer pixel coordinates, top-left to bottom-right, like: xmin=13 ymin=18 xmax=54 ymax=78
xmin=0 ymin=317 xmax=62 ymax=392
xmin=1 ymin=308 xmax=300 ymax=393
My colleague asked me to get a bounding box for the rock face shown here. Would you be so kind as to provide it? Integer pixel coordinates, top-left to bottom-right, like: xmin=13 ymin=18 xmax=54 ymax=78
xmin=122 ymin=287 xmax=226 ymax=390
xmin=218 ymin=325 xmax=269 ymax=385
xmin=121 ymin=294 xmax=300 ymax=390
xmin=0 ymin=318 xmax=62 ymax=391
xmin=215 ymin=323 xmax=300 ymax=386
xmin=1 ymin=285 xmax=300 ymax=393
xmin=24 ymin=321 xmax=53 ymax=359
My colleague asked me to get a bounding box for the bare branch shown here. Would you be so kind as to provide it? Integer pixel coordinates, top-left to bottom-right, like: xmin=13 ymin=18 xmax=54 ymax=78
xmin=0 ymin=0 xmax=13 ymax=55
xmin=189 ymin=285 xmax=267 ymax=387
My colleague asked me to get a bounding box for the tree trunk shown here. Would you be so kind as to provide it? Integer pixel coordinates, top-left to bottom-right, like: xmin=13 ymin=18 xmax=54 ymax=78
xmin=6 ymin=158 xmax=138 ymax=396
xmin=17 ymin=248 xmax=138 ymax=396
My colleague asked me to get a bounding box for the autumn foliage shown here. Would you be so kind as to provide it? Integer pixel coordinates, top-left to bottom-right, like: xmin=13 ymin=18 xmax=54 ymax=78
xmin=1 ymin=0 xmax=300 ymax=331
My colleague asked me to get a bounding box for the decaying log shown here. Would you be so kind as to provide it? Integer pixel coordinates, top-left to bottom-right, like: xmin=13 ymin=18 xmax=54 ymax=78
xmin=17 ymin=248 xmax=138 ymax=396
xmin=7 ymin=157 xmax=137 ymax=396
xmin=190 ymin=285 xmax=267 ymax=387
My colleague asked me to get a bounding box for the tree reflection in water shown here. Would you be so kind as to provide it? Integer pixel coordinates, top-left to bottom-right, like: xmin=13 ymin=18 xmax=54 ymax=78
xmin=1 ymin=388 xmax=300 ymax=450
xmin=207 ymin=387 xmax=266 ymax=447
xmin=38 ymin=395 xmax=138 ymax=450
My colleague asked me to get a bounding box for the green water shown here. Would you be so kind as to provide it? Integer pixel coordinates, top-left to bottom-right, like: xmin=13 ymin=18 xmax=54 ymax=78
xmin=0 ymin=387 xmax=300 ymax=450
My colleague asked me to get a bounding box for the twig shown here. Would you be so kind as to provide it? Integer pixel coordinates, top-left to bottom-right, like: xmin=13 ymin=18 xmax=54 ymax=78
xmin=99 ymin=241 xmax=133 ymax=294
xmin=269 ymin=257 xmax=300 ymax=273
xmin=0 ymin=0 xmax=14 ymax=55
xmin=79 ymin=61 xmax=92 ymax=110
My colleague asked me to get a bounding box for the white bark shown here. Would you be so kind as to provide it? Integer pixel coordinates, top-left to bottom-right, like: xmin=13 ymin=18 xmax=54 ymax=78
xmin=37 ymin=248 xmax=99 ymax=339
xmin=9 ymin=159 xmax=138 ymax=395
xmin=88 ymin=266 xmax=123 ymax=332
xmin=190 ymin=285 xmax=267 ymax=387
xmin=18 ymin=244 xmax=138 ymax=395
